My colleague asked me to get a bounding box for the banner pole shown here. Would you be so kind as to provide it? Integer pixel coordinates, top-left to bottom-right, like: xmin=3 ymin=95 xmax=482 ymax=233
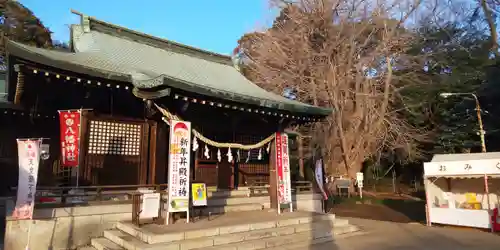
xmin=76 ymin=108 xmax=83 ymax=188
xmin=276 ymin=133 xmax=281 ymax=215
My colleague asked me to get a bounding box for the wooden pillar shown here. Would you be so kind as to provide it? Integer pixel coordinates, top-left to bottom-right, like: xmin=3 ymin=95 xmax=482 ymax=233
xmin=269 ymin=136 xmax=278 ymax=210
xmin=154 ymin=121 xmax=168 ymax=184
xmin=298 ymin=136 xmax=305 ymax=179
xmin=139 ymin=123 xmax=150 ymax=185
xmin=78 ymin=110 xmax=91 ymax=185
xmin=148 ymin=121 xmax=158 ymax=184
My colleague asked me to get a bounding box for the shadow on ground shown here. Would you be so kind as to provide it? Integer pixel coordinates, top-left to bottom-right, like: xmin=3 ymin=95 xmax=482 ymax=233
xmin=329 ymin=196 xmax=426 ymax=223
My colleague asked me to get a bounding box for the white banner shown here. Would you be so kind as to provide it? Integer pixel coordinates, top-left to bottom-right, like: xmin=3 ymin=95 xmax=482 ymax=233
xmin=167 ymin=120 xmax=191 ymax=213
xmin=315 ymin=159 xmax=328 ymax=200
xmin=13 ymin=139 xmax=42 ymax=220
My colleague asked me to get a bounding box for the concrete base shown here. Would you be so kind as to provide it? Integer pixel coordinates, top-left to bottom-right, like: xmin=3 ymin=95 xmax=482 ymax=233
xmin=3 ymin=203 xmax=131 ymax=250
xmin=3 ymin=192 xmax=326 ymax=250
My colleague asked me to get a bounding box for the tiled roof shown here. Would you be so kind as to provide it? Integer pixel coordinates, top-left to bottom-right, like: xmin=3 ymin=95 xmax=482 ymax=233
xmin=6 ymin=12 xmax=332 ymax=116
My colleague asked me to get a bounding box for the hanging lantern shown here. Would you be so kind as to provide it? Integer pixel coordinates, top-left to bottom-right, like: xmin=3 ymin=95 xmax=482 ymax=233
xmin=257 ymin=148 xmax=262 ymax=160
xmin=204 ymin=145 xmax=210 ymax=159
xmin=217 ymin=149 xmax=222 ymax=162
xmin=227 ymin=147 xmax=233 ymax=163
xmin=192 ymin=136 xmax=199 ymax=152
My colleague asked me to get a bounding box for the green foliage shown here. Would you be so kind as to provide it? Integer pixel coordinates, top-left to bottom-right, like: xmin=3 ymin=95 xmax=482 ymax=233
xmin=410 ymin=22 xmax=496 ymax=154
xmin=0 ymin=0 xmax=54 ymax=65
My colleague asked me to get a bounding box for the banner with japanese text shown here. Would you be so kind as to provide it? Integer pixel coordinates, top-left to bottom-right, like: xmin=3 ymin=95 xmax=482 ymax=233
xmin=58 ymin=110 xmax=81 ymax=167
xmin=276 ymin=132 xmax=292 ymax=205
xmin=315 ymin=159 xmax=328 ymax=200
xmin=167 ymin=120 xmax=191 ymax=212
xmin=13 ymin=139 xmax=42 ymax=220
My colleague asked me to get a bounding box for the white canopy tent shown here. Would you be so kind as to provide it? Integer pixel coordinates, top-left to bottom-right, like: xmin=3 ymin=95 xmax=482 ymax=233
xmin=424 ymin=152 xmax=500 ymax=230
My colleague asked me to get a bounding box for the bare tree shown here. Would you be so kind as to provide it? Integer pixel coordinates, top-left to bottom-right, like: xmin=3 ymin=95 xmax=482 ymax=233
xmin=478 ymin=0 xmax=499 ymax=56
xmin=237 ymin=0 xmax=430 ymax=179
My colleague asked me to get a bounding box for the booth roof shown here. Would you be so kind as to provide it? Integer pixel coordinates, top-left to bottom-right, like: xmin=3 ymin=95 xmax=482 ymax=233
xmin=430 ymin=152 xmax=500 ymax=163
xmin=425 ymin=152 xmax=500 ymax=179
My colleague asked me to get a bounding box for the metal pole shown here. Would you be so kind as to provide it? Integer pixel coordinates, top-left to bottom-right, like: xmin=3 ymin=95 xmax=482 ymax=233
xmin=471 ymin=94 xmax=487 ymax=153
xmin=471 ymin=94 xmax=492 ymax=232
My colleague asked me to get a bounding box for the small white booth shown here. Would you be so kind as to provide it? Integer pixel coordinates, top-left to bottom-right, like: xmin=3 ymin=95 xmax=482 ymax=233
xmin=424 ymin=152 xmax=500 ymax=230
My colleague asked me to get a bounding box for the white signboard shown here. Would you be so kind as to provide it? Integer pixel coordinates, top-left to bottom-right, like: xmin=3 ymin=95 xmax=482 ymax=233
xmin=356 ymin=172 xmax=364 ymax=188
xmin=167 ymin=120 xmax=191 ymax=214
xmin=141 ymin=193 xmax=161 ymax=219
xmin=13 ymin=139 xmax=42 ymax=220
xmin=276 ymin=133 xmax=292 ymax=206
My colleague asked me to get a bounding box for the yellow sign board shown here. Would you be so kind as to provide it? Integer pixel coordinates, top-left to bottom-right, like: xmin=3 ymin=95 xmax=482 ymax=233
xmin=191 ymin=183 xmax=207 ymax=206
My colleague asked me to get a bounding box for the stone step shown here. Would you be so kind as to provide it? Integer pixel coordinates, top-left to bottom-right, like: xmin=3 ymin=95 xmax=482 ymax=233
xmin=265 ymin=230 xmax=368 ymax=250
xmin=204 ymin=203 xmax=266 ymax=214
xmin=103 ymin=222 xmax=358 ymax=250
xmin=92 ymin=237 xmax=124 ymax=250
xmin=206 ymin=196 xmax=269 ymax=206
xmin=162 ymin=191 xmax=268 ymax=201
xmin=116 ymin=213 xmax=341 ymax=244
xmin=199 ymin=224 xmax=360 ymax=250
xmin=169 ymin=203 xmax=266 ymax=219
xmin=208 ymin=186 xmax=269 ymax=192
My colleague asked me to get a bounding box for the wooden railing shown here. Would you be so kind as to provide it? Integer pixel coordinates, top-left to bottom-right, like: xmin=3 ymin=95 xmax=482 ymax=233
xmin=10 ymin=184 xmax=169 ymax=206
xmin=292 ymin=181 xmax=314 ymax=193
xmin=8 ymin=180 xmax=316 ymax=207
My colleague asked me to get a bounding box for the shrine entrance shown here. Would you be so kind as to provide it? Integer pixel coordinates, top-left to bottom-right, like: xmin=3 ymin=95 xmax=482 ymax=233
xmin=216 ymin=161 xmax=233 ymax=189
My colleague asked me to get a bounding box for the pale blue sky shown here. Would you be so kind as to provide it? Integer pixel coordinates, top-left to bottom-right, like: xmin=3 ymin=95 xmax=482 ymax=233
xmin=19 ymin=0 xmax=275 ymax=55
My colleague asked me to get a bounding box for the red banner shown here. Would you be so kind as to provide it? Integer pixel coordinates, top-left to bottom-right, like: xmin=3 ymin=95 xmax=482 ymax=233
xmin=58 ymin=110 xmax=81 ymax=167
xmin=275 ymin=132 xmax=292 ymax=205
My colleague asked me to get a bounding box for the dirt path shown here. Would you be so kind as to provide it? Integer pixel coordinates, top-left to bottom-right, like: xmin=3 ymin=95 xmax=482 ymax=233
xmin=331 ymin=201 xmax=426 ymax=223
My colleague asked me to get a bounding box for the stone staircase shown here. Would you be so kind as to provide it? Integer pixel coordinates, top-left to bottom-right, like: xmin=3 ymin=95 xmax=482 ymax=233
xmin=199 ymin=187 xmax=268 ymax=215
xmin=84 ymin=212 xmax=360 ymax=250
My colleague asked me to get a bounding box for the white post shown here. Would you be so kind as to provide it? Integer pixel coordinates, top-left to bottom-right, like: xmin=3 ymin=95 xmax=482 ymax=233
xmin=356 ymin=172 xmax=364 ymax=200
xmin=166 ymin=211 xmax=170 ymax=225
xmin=424 ymin=178 xmax=431 ymax=227
xmin=25 ymin=220 xmax=33 ymax=250
xmin=485 ymin=174 xmax=493 ymax=232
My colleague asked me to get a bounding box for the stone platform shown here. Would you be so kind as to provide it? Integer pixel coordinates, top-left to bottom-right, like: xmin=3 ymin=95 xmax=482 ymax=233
xmin=85 ymin=211 xmax=360 ymax=250
xmin=3 ymin=188 xmax=327 ymax=250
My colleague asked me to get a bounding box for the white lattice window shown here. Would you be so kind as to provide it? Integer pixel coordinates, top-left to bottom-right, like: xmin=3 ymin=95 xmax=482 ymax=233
xmin=87 ymin=120 xmax=141 ymax=156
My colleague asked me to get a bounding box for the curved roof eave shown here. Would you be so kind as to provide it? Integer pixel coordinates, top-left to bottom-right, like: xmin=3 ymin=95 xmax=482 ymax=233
xmin=7 ymin=40 xmax=333 ymax=116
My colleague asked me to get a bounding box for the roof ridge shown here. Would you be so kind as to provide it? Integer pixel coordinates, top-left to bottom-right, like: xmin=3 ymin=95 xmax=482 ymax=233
xmin=70 ymin=9 xmax=234 ymax=66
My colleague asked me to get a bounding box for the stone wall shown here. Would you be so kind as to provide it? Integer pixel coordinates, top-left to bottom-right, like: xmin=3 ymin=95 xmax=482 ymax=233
xmin=3 ymin=193 xmax=325 ymax=250
xmin=3 ymin=202 xmax=131 ymax=250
